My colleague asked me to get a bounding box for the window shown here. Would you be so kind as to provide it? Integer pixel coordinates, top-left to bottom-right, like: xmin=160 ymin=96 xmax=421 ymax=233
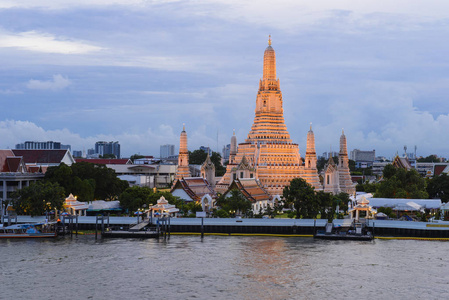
xmin=250 ymin=173 xmax=253 ymax=178
xmin=233 ymin=173 xmax=236 ymax=180
xmin=240 ymin=172 xmax=244 ymax=178
xmin=327 ymin=175 xmax=330 ymax=185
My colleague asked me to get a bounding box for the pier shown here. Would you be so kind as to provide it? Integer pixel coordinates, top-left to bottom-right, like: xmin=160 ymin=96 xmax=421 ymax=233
xmin=13 ymin=216 xmax=449 ymax=238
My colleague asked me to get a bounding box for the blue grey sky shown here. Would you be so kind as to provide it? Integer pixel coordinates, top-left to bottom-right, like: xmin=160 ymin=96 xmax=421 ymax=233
xmin=1 ymin=1 xmax=449 ymax=159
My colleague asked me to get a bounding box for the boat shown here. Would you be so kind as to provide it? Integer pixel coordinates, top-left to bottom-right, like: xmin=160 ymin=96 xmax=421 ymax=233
xmin=0 ymin=222 xmax=58 ymax=238
xmin=101 ymin=219 xmax=162 ymax=239
xmin=314 ymin=221 xmax=374 ymax=241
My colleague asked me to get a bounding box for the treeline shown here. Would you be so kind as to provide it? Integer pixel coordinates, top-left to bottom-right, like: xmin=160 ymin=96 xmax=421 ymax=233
xmin=357 ymin=164 xmax=449 ymax=201
xmin=283 ymin=178 xmax=350 ymax=220
xmin=11 ymin=162 xmax=129 ymax=216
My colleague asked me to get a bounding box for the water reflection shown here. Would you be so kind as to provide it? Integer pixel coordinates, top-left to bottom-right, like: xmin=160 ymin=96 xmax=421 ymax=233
xmin=1 ymin=236 xmax=448 ymax=299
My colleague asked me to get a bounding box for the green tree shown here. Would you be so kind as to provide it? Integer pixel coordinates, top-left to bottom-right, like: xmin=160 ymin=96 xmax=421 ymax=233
xmin=45 ymin=162 xmax=129 ymax=201
xmin=216 ymin=189 xmax=252 ymax=217
xmin=11 ymin=181 xmax=65 ymax=216
xmin=283 ymin=178 xmax=318 ymax=219
xmin=189 ymin=149 xmax=226 ymax=176
xmin=382 ymin=164 xmax=397 ymax=179
xmin=427 ymin=173 xmax=449 ymax=203
xmin=119 ymin=186 xmax=153 ymax=212
xmin=316 ymin=191 xmax=334 ymax=221
xmin=334 ymin=192 xmax=350 ymax=213
xmin=417 ymin=155 xmax=440 ymax=163
xmin=100 ymin=154 xmax=116 ymax=159
xmin=189 ymin=149 xmax=208 ymax=165
xmin=375 ymin=167 xmax=428 ymax=199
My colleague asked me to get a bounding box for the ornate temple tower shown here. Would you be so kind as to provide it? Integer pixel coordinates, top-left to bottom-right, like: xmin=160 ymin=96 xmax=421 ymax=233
xmin=175 ymin=124 xmax=191 ymax=181
xmin=230 ymin=129 xmax=237 ymax=164
xmin=201 ymin=153 xmax=216 ymax=188
xmin=324 ymin=154 xmax=340 ymax=194
xmin=302 ymin=124 xmax=322 ymax=190
xmin=218 ymin=37 xmax=306 ymax=195
xmin=338 ymin=130 xmax=355 ymax=195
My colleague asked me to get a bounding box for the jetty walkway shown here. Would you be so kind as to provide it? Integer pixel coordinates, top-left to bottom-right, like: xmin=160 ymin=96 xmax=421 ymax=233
xmin=14 ymin=216 xmax=449 ymax=238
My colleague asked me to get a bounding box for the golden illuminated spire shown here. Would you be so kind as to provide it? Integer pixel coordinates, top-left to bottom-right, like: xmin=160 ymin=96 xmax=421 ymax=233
xmin=268 ymin=35 xmax=271 ymax=46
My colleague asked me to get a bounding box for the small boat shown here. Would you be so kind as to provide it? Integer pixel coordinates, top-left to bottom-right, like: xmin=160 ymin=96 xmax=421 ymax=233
xmin=0 ymin=222 xmax=58 ymax=238
xmin=314 ymin=221 xmax=374 ymax=241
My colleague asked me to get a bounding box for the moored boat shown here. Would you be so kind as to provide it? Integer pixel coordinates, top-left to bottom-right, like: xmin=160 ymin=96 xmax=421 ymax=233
xmin=314 ymin=221 xmax=374 ymax=241
xmin=0 ymin=222 xmax=58 ymax=238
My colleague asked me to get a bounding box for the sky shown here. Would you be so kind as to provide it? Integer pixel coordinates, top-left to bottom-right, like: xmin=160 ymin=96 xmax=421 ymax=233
xmin=1 ymin=0 xmax=449 ymax=159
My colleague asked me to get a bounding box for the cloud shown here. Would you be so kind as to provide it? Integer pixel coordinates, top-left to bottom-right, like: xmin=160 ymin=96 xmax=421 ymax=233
xmin=0 ymin=30 xmax=104 ymax=54
xmin=0 ymin=120 xmax=180 ymax=157
xmin=27 ymin=75 xmax=71 ymax=91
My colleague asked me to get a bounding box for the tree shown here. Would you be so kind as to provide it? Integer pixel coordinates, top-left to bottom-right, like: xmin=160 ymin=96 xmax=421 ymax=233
xmin=189 ymin=149 xmax=226 ymax=176
xmin=375 ymin=167 xmax=428 ymax=199
xmin=216 ymin=189 xmax=252 ymax=217
xmin=334 ymin=192 xmax=350 ymax=213
xmin=119 ymin=186 xmax=153 ymax=213
xmin=100 ymin=154 xmax=116 ymax=159
xmin=11 ymin=181 xmax=65 ymax=216
xmin=283 ymin=178 xmax=318 ymax=219
xmin=189 ymin=150 xmax=208 ymax=165
xmin=417 ymin=155 xmax=440 ymax=163
xmin=45 ymin=162 xmax=129 ymax=201
xmin=382 ymin=164 xmax=397 ymax=179
xmin=427 ymin=173 xmax=449 ymax=203
xmin=316 ymin=191 xmax=335 ymax=221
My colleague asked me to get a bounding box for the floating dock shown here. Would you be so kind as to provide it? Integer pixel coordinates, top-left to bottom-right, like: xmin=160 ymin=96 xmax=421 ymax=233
xmin=14 ymin=216 xmax=449 ymax=239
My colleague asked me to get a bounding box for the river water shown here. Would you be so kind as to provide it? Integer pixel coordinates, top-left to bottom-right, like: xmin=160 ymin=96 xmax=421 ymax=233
xmin=1 ymin=235 xmax=448 ymax=300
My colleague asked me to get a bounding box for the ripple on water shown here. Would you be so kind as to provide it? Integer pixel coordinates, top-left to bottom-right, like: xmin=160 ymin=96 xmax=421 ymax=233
xmin=0 ymin=236 xmax=449 ymax=299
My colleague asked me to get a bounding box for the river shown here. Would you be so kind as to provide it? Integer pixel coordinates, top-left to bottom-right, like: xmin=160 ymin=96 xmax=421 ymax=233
xmin=1 ymin=235 xmax=448 ymax=299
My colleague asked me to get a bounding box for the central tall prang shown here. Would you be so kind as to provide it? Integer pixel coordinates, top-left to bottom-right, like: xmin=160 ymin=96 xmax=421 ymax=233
xmin=217 ymin=37 xmax=321 ymax=196
xmin=247 ymin=36 xmax=291 ymax=143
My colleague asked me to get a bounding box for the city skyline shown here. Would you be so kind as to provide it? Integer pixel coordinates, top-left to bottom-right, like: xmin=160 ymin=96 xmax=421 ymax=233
xmin=1 ymin=1 xmax=449 ymax=158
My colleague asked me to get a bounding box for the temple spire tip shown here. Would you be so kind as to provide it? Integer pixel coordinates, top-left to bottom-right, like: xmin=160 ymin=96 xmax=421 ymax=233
xmin=268 ymin=35 xmax=271 ymax=46
xmin=183 ymin=123 xmax=185 ymax=131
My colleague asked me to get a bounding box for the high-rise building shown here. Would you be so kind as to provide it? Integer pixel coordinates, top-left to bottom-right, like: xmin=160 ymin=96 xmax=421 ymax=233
xmin=160 ymin=144 xmax=175 ymax=158
xmin=222 ymin=144 xmax=231 ymax=161
xmin=72 ymin=150 xmax=83 ymax=158
xmin=95 ymin=141 xmax=120 ymax=158
xmin=15 ymin=141 xmax=71 ymax=151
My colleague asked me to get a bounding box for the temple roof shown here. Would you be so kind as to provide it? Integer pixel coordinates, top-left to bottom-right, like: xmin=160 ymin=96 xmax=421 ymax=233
xmin=12 ymin=149 xmax=71 ymax=165
xmin=171 ymin=177 xmax=216 ymax=201
xmin=227 ymin=178 xmax=272 ymax=203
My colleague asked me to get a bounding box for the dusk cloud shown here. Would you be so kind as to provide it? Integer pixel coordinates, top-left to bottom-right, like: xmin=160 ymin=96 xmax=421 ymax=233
xmin=0 ymin=30 xmax=104 ymax=54
xmin=1 ymin=1 xmax=449 ymax=158
xmin=27 ymin=75 xmax=71 ymax=91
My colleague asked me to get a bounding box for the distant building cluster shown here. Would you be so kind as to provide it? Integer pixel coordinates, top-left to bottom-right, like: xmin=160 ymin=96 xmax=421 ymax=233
xmin=95 ymin=141 xmax=120 ymax=159
xmin=15 ymin=141 xmax=71 ymax=151
xmin=72 ymin=141 xmax=121 ymax=159
xmin=350 ymin=149 xmax=375 ymax=168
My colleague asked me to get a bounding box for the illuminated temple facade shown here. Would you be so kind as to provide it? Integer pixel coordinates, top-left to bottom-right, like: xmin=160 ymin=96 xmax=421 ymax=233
xmin=175 ymin=37 xmax=354 ymax=197
xmin=216 ymin=37 xmax=322 ymax=195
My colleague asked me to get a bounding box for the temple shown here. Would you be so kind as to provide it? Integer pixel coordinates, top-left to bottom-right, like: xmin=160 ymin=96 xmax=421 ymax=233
xmin=175 ymin=124 xmax=191 ymax=182
xmin=323 ymin=130 xmax=356 ymax=195
xmin=175 ymin=37 xmax=355 ymax=199
xmin=217 ymin=36 xmax=321 ymax=195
